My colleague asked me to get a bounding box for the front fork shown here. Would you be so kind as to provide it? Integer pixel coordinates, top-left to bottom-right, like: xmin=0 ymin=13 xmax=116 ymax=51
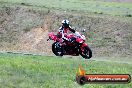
xmin=80 ymin=43 xmax=88 ymax=52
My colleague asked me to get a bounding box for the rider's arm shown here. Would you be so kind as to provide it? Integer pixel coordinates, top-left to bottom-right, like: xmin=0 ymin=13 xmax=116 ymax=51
xmin=69 ymin=26 xmax=75 ymax=33
xmin=69 ymin=26 xmax=82 ymax=38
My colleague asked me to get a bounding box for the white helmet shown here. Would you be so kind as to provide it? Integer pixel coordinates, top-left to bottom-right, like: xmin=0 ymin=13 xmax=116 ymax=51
xmin=62 ymin=20 xmax=69 ymax=28
xmin=62 ymin=19 xmax=69 ymax=24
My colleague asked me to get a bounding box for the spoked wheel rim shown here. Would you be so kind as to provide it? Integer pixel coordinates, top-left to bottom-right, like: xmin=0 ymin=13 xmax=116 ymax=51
xmin=54 ymin=45 xmax=62 ymax=55
xmin=82 ymin=50 xmax=90 ymax=58
xmin=80 ymin=46 xmax=92 ymax=59
xmin=52 ymin=42 xmax=63 ymax=56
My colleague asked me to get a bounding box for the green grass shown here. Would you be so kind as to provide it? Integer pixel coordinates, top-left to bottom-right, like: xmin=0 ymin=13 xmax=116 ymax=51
xmin=0 ymin=53 xmax=131 ymax=88
xmin=0 ymin=0 xmax=132 ymax=16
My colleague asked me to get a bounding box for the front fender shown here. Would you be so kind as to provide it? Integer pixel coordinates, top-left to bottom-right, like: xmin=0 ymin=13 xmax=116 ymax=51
xmin=80 ymin=43 xmax=88 ymax=51
xmin=76 ymin=38 xmax=85 ymax=44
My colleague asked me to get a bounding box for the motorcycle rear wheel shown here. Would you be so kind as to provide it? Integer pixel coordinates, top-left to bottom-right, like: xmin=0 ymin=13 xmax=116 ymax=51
xmin=52 ymin=42 xmax=64 ymax=56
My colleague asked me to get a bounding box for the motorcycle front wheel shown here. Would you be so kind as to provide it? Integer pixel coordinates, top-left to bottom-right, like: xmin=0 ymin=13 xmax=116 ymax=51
xmin=80 ymin=46 xmax=92 ymax=59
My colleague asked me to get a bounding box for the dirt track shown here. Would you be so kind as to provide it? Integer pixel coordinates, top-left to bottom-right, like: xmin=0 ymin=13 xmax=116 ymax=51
xmin=0 ymin=6 xmax=132 ymax=57
xmin=20 ymin=28 xmax=52 ymax=54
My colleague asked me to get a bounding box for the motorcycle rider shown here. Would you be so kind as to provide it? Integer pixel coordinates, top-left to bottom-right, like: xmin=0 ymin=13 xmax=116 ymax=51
xmin=57 ymin=19 xmax=84 ymax=43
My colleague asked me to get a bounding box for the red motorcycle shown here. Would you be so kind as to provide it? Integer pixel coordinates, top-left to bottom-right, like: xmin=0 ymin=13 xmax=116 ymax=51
xmin=47 ymin=32 xmax=92 ymax=59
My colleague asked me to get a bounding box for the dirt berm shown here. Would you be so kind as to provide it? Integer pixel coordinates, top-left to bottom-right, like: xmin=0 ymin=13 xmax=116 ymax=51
xmin=0 ymin=5 xmax=132 ymax=57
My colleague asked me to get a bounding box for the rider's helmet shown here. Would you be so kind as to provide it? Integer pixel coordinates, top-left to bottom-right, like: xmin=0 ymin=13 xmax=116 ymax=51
xmin=62 ymin=19 xmax=69 ymax=28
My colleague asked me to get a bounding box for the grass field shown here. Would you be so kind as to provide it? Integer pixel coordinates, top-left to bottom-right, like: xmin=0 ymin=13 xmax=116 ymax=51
xmin=0 ymin=53 xmax=131 ymax=88
xmin=0 ymin=0 xmax=132 ymax=16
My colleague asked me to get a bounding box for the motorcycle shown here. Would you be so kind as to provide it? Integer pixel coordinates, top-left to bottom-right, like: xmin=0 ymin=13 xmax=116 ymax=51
xmin=47 ymin=32 xmax=92 ymax=59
